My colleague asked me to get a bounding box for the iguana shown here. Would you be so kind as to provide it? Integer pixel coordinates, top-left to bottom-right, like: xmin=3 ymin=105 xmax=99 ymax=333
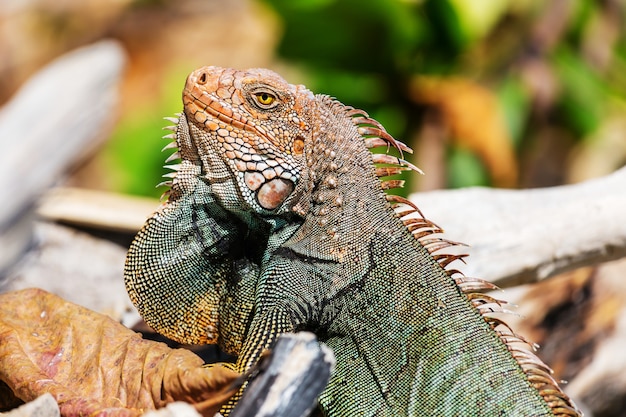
xmin=124 ymin=66 xmax=581 ymax=416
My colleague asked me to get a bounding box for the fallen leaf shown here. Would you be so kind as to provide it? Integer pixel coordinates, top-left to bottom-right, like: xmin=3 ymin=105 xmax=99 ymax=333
xmin=0 ymin=288 xmax=239 ymax=417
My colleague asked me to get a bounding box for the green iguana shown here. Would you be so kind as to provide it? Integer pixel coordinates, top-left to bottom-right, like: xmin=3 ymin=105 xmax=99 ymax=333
xmin=124 ymin=66 xmax=581 ymax=416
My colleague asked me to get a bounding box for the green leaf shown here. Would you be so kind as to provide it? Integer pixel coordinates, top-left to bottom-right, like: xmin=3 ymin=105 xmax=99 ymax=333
xmin=496 ymin=77 xmax=531 ymax=147
xmin=446 ymin=146 xmax=489 ymax=188
xmin=448 ymin=0 xmax=510 ymax=43
xmin=103 ymin=67 xmax=187 ymax=198
xmin=552 ymin=48 xmax=607 ymax=137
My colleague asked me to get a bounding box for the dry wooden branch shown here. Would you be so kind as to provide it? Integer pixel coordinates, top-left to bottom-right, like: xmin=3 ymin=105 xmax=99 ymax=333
xmin=0 ymin=40 xmax=126 ymax=273
xmin=410 ymin=166 xmax=626 ymax=287
xmin=38 ymin=187 xmax=159 ymax=233
xmin=231 ymin=332 xmax=335 ymax=417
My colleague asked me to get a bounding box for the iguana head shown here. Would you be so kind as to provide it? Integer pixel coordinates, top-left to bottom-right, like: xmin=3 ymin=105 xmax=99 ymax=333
xmin=182 ymin=66 xmax=315 ymax=217
xmin=180 ymin=66 xmax=420 ymax=226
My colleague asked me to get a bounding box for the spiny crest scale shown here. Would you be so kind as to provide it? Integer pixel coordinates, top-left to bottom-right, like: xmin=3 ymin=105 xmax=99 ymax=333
xmin=157 ymin=114 xmax=183 ymax=200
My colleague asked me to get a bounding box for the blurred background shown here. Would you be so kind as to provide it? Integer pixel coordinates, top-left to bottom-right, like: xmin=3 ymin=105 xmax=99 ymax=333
xmin=1 ymin=0 xmax=626 ymax=416
xmin=2 ymin=0 xmax=625 ymax=197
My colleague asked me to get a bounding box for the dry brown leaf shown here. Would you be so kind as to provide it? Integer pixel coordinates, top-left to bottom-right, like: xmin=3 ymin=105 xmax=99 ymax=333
xmin=0 ymin=288 xmax=239 ymax=417
xmin=410 ymin=76 xmax=518 ymax=188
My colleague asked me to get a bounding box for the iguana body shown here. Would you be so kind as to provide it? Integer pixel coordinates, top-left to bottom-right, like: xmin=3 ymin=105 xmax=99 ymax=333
xmin=124 ymin=67 xmax=580 ymax=416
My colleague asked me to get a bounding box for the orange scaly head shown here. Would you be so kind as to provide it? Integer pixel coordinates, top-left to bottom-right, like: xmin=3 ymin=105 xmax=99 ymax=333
xmin=182 ymin=66 xmax=314 ymax=214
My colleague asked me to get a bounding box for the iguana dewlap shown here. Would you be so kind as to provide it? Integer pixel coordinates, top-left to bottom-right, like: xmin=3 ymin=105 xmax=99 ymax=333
xmin=124 ymin=66 xmax=581 ymax=416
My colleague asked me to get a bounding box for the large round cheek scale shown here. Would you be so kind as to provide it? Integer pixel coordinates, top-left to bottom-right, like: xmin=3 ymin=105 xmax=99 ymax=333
xmin=256 ymin=178 xmax=294 ymax=210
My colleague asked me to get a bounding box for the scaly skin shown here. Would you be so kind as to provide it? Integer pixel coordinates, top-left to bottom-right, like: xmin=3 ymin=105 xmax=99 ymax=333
xmin=125 ymin=67 xmax=581 ymax=416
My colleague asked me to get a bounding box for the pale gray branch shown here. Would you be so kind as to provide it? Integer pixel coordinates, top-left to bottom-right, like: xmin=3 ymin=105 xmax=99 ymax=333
xmin=410 ymin=166 xmax=626 ymax=287
xmin=232 ymin=332 xmax=335 ymax=417
xmin=0 ymin=40 xmax=126 ymax=273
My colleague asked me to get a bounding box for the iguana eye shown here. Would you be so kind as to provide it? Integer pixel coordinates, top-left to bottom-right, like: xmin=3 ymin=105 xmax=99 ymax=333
xmin=253 ymin=91 xmax=278 ymax=108
xmin=256 ymin=92 xmax=274 ymax=104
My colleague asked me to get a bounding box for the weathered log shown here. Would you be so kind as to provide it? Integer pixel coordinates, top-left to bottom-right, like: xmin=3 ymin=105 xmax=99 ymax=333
xmin=411 ymin=166 xmax=626 ymax=287
xmin=231 ymin=332 xmax=335 ymax=417
xmin=0 ymin=40 xmax=126 ymax=274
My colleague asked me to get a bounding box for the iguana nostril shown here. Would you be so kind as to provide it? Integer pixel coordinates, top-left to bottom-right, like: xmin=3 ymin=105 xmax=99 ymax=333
xmin=198 ymin=72 xmax=207 ymax=84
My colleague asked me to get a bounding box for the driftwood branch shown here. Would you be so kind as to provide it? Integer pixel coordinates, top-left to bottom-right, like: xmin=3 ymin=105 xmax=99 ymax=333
xmin=0 ymin=40 xmax=126 ymax=273
xmin=232 ymin=332 xmax=335 ymax=417
xmin=410 ymin=166 xmax=626 ymax=287
xmin=1 ymin=394 xmax=59 ymax=417
xmin=28 ymin=165 xmax=626 ymax=296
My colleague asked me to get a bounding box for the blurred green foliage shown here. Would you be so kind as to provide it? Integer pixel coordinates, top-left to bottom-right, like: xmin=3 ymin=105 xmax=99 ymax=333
xmin=104 ymin=67 xmax=190 ymax=198
xmin=110 ymin=0 xmax=626 ymax=197
xmin=262 ymin=0 xmax=626 ymax=189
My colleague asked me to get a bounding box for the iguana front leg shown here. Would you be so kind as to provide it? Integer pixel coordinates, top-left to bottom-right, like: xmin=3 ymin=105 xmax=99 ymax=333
xmin=210 ymin=258 xmax=324 ymax=417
